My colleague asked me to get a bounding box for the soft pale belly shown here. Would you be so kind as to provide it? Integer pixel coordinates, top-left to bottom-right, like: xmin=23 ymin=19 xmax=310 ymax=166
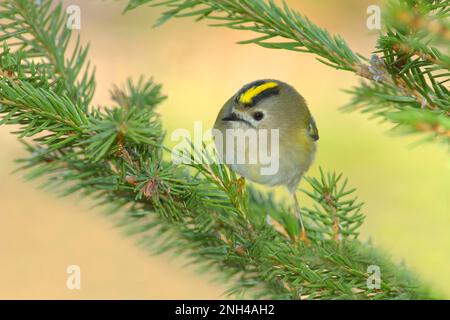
xmin=224 ymin=131 xmax=316 ymax=190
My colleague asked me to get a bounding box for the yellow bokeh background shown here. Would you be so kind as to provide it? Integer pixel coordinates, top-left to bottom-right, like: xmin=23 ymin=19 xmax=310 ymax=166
xmin=0 ymin=0 xmax=449 ymax=299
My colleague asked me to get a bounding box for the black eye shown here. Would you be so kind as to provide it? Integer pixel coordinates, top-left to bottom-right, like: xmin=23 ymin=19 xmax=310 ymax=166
xmin=253 ymin=112 xmax=264 ymax=121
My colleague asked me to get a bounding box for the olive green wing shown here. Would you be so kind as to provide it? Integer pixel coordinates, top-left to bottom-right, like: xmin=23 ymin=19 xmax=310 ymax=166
xmin=307 ymin=117 xmax=319 ymax=141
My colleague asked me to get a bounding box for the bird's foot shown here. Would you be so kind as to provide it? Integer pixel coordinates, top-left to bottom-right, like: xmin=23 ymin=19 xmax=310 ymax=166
xmin=298 ymin=228 xmax=310 ymax=245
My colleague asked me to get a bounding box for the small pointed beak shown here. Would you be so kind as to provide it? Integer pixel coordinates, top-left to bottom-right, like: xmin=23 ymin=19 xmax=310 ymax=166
xmin=222 ymin=112 xmax=240 ymax=122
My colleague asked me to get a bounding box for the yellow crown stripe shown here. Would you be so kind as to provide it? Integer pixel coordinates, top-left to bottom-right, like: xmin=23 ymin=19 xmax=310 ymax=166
xmin=239 ymin=81 xmax=279 ymax=104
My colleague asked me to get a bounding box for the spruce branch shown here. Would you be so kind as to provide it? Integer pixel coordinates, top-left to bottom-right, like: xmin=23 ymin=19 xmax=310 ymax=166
xmin=0 ymin=0 xmax=441 ymax=299
xmin=126 ymin=0 xmax=365 ymax=72
xmin=0 ymin=0 xmax=96 ymax=107
xmin=126 ymin=0 xmax=450 ymax=147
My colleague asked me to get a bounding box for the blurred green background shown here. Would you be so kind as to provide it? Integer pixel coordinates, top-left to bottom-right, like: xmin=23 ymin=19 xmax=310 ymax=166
xmin=0 ymin=0 xmax=449 ymax=298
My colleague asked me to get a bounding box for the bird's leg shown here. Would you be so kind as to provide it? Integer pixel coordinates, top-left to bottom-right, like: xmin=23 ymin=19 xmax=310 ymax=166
xmin=293 ymin=192 xmax=309 ymax=244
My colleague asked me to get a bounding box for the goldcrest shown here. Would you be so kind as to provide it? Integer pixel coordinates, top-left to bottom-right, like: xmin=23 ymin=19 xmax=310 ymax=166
xmin=213 ymin=79 xmax=319 ymax=241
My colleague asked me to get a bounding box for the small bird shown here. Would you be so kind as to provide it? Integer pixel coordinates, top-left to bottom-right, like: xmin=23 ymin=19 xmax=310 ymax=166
xmin=214 ymin=79 xmax=318 ymax=242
